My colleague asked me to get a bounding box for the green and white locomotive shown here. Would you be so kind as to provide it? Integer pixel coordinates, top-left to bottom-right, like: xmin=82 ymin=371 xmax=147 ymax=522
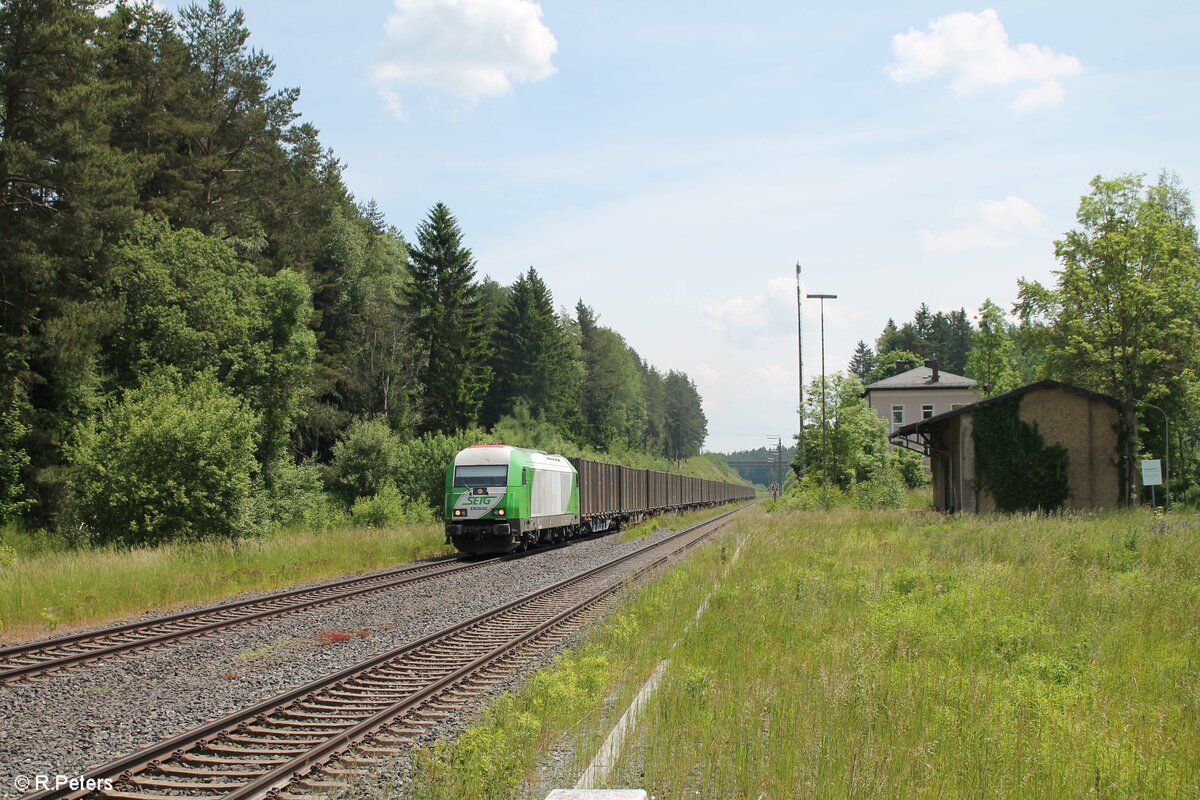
xmin=444 ymin=443 xmax=756 ymax=556
xmin=444 ymin=444 xmax=581 ymax=555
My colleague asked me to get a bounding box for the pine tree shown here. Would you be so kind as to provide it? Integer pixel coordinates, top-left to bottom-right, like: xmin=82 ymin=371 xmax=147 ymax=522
xmin=404 ymin=203 xmax=491 ymax=433
xmin=848 ymin=340 xmax=877 ymax=382
xmin=483 ymin=268 xmax=577 ymax=429
xmin=575 ymin=302 xmax=647 ymax=450
xmin=663 ymin=370 xmax=707 ymax=460
xmin=175 ymin=0 xmax=299 ymax=238
xmin=0 ymin=0 xmax=141 ymax=518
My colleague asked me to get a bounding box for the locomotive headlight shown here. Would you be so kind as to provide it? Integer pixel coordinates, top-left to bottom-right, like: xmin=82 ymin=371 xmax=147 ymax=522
xmin=453 ymin=509 xmax=464 ymax=517
xmin=496 ymin=508 xmax=505 ymax=516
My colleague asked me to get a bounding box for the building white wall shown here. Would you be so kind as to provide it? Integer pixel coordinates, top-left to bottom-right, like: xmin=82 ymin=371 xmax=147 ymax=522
xmin=867 ymin=387 xmax=982 ymax=434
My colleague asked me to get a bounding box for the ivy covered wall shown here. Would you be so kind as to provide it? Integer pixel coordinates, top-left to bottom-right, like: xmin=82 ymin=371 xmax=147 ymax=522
xmin=971 ymin=397 xmax=1070 ymax=512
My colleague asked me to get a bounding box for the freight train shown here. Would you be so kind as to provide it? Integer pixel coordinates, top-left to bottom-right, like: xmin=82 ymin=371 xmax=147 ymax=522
xmin=444 ymin=444 xmax=754 ymax=555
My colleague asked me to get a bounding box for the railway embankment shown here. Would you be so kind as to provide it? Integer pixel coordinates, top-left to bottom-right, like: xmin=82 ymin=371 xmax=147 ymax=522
xmin=0 ymin=522 xmax=450 ymax=644
xmin=419 ymin=505 xmax=1199 ymax=799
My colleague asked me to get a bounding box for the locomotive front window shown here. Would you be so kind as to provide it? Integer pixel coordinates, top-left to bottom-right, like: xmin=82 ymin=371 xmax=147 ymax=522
xmin=454 ymin=465 xmax=509 ymax=488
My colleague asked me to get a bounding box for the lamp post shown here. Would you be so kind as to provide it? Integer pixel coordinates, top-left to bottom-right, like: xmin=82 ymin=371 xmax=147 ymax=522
xmin=806 ymin=293 xmax=837 ymax=505
xmin=1140 ymin=402 xmax=1170 ymax=511
xmin=795 ymin=263 xmax=804 ymax=477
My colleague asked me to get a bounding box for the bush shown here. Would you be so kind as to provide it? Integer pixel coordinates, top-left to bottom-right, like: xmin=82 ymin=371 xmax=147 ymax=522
xmin=67 ymin=371 xmax=262 ymax=546
xmin=331 ymin=420 xmax=488 ymax=513
xmin=329 ymin=418 xmax=404 ymax=503
xmin=769 ymin=476 xmax=850 ymax=511
xmin=392 ymin=428 xmax=490 ymax=511
xmin=852 ymin=468 xmax=908 ymax=509
xmin=266 ymin=457 xmax=348 ymax=530
xmin=351 ymin=482 xmax=434 ymax=527
xmin=894 ymin=447 xmax=931 ymax=488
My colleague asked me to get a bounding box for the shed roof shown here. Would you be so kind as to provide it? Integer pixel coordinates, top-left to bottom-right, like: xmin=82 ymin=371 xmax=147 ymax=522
xmin=890 ymin=380 xmax=1121 ymax=440
xmin=864 ymin=365 xmax=977 ymax=390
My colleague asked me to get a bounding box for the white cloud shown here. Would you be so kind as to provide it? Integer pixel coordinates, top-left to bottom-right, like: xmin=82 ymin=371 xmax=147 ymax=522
xmin=888 ymin=9 xmax=1081 ymax=110
xmin=374 ymin=0 xmax=557 ymax=116
xmin=921 ymin=195 xmax=1043 ymax=252
xmin=1011 ymin=79 xmax=1066 ymax=113
xmin=702 ymin=274 xmax=796 ymax=337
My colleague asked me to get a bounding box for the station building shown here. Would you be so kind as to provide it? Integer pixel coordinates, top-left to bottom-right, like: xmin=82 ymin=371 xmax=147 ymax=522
xmin=890 ymin=380 xmax=1122 ymax=513
xmin=863 ymin=359 xmax=981 ymax=447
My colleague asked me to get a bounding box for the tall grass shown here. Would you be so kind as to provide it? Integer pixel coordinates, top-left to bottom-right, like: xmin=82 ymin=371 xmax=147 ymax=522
xmin=621 ymin=507 xmax=1200 ymax=799
xmin=0 ymin=522 xmax=447 ymax=640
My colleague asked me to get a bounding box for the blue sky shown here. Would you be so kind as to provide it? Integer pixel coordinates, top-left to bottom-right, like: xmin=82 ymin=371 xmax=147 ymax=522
xmin=168 ymin=1 xmax=1200 ymax=452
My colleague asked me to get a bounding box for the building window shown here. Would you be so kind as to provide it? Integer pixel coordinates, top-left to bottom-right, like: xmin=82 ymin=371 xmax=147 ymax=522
xmin=922 ymin=404 xmax=935 ymax=419
xmin=891 ymin=405 xmax=904 ymax=425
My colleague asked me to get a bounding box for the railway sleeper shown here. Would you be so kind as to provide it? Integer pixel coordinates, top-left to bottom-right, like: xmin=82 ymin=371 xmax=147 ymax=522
xmin=378 ymin=724 xmax=429 ymax=738
xmin=367 ymin=733 xmax=417 ymax=746
xmin=253 ymin=717 xmax=356 ymax=729
xmin=329 ymin=755 xmax=384 ymax=767
xmin=410 ymin=709 xmax=450 ymax=720
xmin=295 ymin=779 xmax=350 ymax=792
xmin=180 ymin=752 xmax=293 ymax=766
xmin=226 ymin=733 xmax=323 ymax=747
xmin=326 ymin=686 xmax=421 ymax=699
xmin=278 ymin=707 xmax=372 ymax=722
xmin=155 ymin=764 xmax=266 ymax=778
xmin=315 ymin=765 xmax=370 ymax=778
xmin=129 ymin=775 xmax=248 ymax=791
xmin=202 ymin=742 xmax=310 ymax=756
xmin=106 ymin=789 xmax=229 ymax=800
xmin=293 ymin=700 xmax=389 ymax=714
xmin=352 ymin=676 xmax=442 ymax=688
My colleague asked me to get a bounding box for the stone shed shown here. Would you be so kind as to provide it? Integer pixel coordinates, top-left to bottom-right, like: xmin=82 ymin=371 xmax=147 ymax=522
xmin=890 ymin=380 xmax=1121 ymax=513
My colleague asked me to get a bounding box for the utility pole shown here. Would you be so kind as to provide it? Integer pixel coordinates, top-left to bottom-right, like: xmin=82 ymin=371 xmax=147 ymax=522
xmin=806 ymin=293 xmax=837 ymax=505
xmin=766 ymin=435 xmax=782 ymax=498
xmin=796 ymin=262 xmax=804 ymax=477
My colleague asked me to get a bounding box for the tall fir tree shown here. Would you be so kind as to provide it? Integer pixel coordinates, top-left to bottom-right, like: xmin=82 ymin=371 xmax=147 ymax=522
xmin=404 ymin=203 xmax=490 ymax=433
xmin=483 ymin=268 xmax=577 ymax=429
xmin=663 ymin=370 xmax=707 ymax=460
xmin=175 ymin=0 xmax=298 ymax=240
xmin=0 ymin=0 xmax=141 ymax=517
xmin=575 ymin=302 xmax=646 ymax=450
xmin=848 ymin=340 xmax=877 ymax=382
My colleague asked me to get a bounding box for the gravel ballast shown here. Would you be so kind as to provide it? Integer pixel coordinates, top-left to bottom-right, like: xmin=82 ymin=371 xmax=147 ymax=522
xmin=0 ymin=516 xmax=729 ymax=800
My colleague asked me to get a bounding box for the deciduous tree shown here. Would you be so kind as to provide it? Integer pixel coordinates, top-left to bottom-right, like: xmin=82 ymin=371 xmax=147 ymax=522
xmin=1017 ymin=172 xmax=1200 ymax=504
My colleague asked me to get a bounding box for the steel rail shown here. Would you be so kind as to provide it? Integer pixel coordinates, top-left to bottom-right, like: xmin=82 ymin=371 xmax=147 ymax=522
xmin=22 ymin=504 xmax=744 ymax=800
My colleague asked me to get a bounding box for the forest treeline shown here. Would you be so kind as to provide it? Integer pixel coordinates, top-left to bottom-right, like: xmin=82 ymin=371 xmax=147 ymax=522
xmin=826 ymin=172 xmax=1200 ymax=507
xmin=0 ymin=0 xmax=709 ymax=543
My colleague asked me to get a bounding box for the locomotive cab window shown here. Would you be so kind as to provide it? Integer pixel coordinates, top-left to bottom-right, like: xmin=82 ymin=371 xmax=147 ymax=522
xmin=453 ymin=465 xmax=508 ymax=488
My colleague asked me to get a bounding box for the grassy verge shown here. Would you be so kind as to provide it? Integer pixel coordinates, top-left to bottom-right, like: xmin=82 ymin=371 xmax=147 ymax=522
xmin=618 ymin=505 xmax=739 ymax=542
xmin=403 ymin=506 xmax=1200 ymax=799
xmin=617 ymin=507 xmax=1200 ymax=798
xmin=0 ymin=522 xmax=448 ymax=642
xmin=404 ymin=513 xmax=743 ymax=799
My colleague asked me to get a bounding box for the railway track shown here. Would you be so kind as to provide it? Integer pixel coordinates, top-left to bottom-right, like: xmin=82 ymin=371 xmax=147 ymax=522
xmin=0 ymin=555 xmax=501 ymax=684
xmin=24 ymin=505 xmax=742 ymax=800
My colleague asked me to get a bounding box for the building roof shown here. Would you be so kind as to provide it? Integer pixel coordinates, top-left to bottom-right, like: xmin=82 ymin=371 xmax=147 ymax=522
xmin=890 ymin=380 xmax=1121 ymax=440
xmin=864 ymin=365 xmax=977 ymax=391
